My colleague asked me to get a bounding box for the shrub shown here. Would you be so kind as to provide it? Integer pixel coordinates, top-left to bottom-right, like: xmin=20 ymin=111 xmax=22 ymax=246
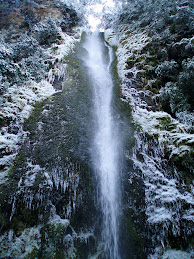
xmin=160 ymin=82 xmax=190 ymax=114
xmin=32 ymin=18 xmax=61 ymax=46
xmin=0 ymin=33 xmax=49 ymax=95
xmin=18 ymin=52 xmax=48 ymax=82
xmin=178 ymin=57 xmax=194 ymax=108
xmin=155 ymin=60 xmax=179 ymax=81
xmin=12 ymin=34 xmax=39 ymax=62
xmin=176 ymin=111 xmax=194 ymax=132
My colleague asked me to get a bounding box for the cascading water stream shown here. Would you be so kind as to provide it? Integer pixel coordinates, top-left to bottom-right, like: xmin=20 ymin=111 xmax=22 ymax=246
xmin=83 ymin=32 xmax=121 ymax=258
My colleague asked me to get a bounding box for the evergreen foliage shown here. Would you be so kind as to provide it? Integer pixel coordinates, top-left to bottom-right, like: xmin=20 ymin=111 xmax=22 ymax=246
xmin=119 ymin=0 xmax=194 ymax=130
xmin=0 ymin=34 xmax=49 ymax=95
xmin=32 ymin=18 xmax=62 ymax=45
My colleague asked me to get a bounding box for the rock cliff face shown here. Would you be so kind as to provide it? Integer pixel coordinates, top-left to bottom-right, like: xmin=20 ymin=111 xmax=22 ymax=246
xmin=0 ymin=0 xmax=78 ymax=35
xmin=0 ymin=1 xmax=99 ymax=258
xmin=0 ymin=0 xmax=193 ymax=258
xmin=0 ymin=46 xmax=99 ymax=258
xmin=104 ymin=0 xmax=194 ymax=257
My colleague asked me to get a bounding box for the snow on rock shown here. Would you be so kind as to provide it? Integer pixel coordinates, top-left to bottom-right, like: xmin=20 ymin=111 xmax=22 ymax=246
xmin=52 ymin=29 xmax=82 ymax=60
xmin=133 ymin=150 xmax=194 ymax=226
xmin=0 ymin=80 xmax=55 ymax=180
xmin=47 ymin=28 xmax=82 ymax=84
xmin=106 ymin=24 xmax=194 ymax=160
xmin=162 ymin=249 xmax=193 ymax=259
xmin=0 ymin=28 xmax=82 ymax=183
xmin=106 ymin=25 xmax=150 ymax=82
xmin=0 ymin=227 xmax=41 ymax=258
xmin=104 ymin=28 xmax=118 ymax=47
xmin=1 ymin=80 xmax=55 ymax=122
xmin=49 ymin=214 xmax=70 ymax=229
xmin=107 ymin=23 xmax=194 ymax=253
xmin=8 ymin=161 xmax=54 ymax=216
xmin=133 ymin=107 xmax=194 ymax=158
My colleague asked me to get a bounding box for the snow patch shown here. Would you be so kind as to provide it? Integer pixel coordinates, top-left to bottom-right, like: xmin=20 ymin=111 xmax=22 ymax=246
xmin=133 ymin=107 xmax=194 ymax=158
xmin=162 ymin=249 xmax=193 ymax=259
xmin=0 ymin=80 xmax=55 ymax=179
xmin=116 ymin=25 xmax=150 ymax=82
xmin=0 ymin=28 xmax=82 ymax=183
xmin=104 ymin=28 xmax=118 ymax=46
xmin=48 ymin=29 xmax=82 ymax=61
xmin=0 ymin=227 xmax=41 ymax=258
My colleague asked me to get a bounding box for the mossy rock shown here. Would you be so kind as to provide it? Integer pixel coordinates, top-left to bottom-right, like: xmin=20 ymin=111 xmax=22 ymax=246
xmin=155 ymin=116 xmax=177 ymax=131
xmin=126 ymin=58 xmax=136 ymax=69
xmin=120 ymin=209 xmax=146 ymax=259
xmin=74 ymin=234 xmax=97 ymax=259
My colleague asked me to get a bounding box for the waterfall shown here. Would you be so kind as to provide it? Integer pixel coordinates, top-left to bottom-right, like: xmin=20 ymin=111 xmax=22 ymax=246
xmin=83 ymin=32 xmax=121 ymax=258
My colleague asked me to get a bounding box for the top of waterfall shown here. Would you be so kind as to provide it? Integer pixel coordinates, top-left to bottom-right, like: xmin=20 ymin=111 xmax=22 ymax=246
xmin=60 ymin=0 xmax=121 ymax=31
xmin=86 ymin=0 xmax=116 ymax=31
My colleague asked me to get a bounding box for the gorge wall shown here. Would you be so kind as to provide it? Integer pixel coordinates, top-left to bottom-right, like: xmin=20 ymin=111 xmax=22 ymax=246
xmin=0 ymin=0 xmax=193 ymax=258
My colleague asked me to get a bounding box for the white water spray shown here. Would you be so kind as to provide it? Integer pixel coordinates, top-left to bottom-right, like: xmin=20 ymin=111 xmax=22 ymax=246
xmin=83 ymin=32 xmax=121 ymax=258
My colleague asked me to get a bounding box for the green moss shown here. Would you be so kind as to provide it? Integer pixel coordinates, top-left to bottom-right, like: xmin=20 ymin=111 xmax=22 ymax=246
xmin=145 ymin=86 xmax=159 ymax=94
xmin=156 ymin=116 xmax=178 ymax=131
xmin=10 ymin=206 xmax=39 ymax=235
xmin=120 ymin=40 xmax=128 ymax=46
xmin=49 ymin=62 xmax=54 ymax=69
xmin=23 ymin=99 xmax=46 ymax=134
xmin=112 ymin=45 xmax=118 ymax=52
xmin=74 ymin=235 xmax=97 ymax=259
xmin=125 ymin=30 xmax=131 ymax=35
xmin=56 ymin=38 xmax=64 ymax=45
xmin=0 ymin=211 xmax=9 ymax=233
xmin=144 ymin=66 xmax=157 ymax=79
xmin=46 ymin=222 xmax=66 ymax=238
xmin=185 ymin=175 xmax=193 ymax=189
xmin=142 ymin=42 xmax=158 ymax=56
xmin=126 ymin=58 xmax=136 ymax=69
xmin=0 ymin=117 xmax=8 ymax=128
xmin=120 ymin=209 xmax=145 ymax=258
xmin=10 ymin=219 xmax=26 ymax=236
xmin=25 ymin=247 xmax=39 ymax=259
xmin=136 ymin=56 xmax=145 ymax=63
xmin=52 ymin=46 xmax=58 ymax=52
xmin=136 ymin=62 xmax=144 ymax=70
xmin=145 ymin=55 xmax=158 ymax=66
xmin=135 ymin=123 xmax=143 ymax=132
xmin=8 ymin=152 xmax=27 ymax=179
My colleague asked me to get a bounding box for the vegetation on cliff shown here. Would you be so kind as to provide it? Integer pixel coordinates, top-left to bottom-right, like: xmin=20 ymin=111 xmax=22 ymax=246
xmin=0 ymin=0 xmax=193 ymax=258
xmin=104 ymin=1 xmax=194 ymax=256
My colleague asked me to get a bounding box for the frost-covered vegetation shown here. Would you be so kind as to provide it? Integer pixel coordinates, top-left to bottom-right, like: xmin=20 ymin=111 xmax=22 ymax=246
xmin=0 ymin=1 xmax=95 ymax=257
xmin=0 ymin=0 xmax=81 ymax=175
xmin=118 ymin=0 xmax=194 ymax=131
xmin=0 ymin=34 xmax=49 ymax=95
xmin=104 ymin=0 xmax=194 ymax=257
xmin=0 ymin=0 xmax=193 ymax=258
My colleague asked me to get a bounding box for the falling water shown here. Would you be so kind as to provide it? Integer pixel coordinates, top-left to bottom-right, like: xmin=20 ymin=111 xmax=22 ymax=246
xmin=83 ymin=32 xmax=121 ymax=259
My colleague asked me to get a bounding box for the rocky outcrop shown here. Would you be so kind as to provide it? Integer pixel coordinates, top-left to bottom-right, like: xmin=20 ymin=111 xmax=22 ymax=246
xmin=0 ymin=0 xmax=79 ymax=40
xmin=105 ymin=1 xmax=194 ymax=257
xmin=0 ymin=3 xmax=97 ymax=257
xmin=0 ymin=36 xmax=102 ymax=258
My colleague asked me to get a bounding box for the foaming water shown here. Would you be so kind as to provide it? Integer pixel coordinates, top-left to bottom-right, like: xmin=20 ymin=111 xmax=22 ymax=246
xmin=83 ymin=32 xmax=121 ymax=258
